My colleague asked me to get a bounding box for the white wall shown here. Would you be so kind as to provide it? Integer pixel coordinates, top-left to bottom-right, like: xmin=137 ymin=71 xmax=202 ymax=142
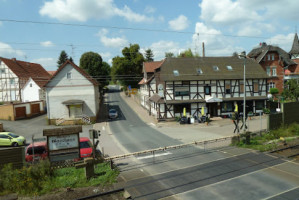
xmin=22 ymin=78 xmax=41 ymax=102
xmin=0 ymin=61 xmax=20 ymax=102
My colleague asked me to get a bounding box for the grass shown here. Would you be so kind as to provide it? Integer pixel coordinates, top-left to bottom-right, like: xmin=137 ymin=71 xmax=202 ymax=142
xmin=0 ymin=160 xmax=119 ymax=196
xmin=235 ymin=123 xmax=299 ymax=152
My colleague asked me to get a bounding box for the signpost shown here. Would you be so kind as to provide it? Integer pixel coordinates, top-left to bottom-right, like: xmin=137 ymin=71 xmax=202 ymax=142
xmin=43 ymin=126 xmax=82 ymax=162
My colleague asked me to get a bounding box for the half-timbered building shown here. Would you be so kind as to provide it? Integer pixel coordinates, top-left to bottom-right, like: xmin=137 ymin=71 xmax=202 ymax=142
xmin=141 ymin=57 xmax=269 ymax=120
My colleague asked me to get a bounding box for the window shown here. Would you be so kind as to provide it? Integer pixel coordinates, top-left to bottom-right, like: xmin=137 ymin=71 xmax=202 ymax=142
xmin=10 ymin=78 xmax=15 ymax=85
xmin=266 ymin=66 xmax=271 ymax=76
xmin=197 ymin=68 xmax=203 ymax=74
xmin=267 ymin=54 xmax=271 ymax=61
xmin=272 ymin=54 xmax=275 ymax=60
xmin=240 ymin=81 xmax=244 ymax=93
xmin=173 ymin=70 xmax=179 ymax=76
xmin=204 ymin=86 xmax=211 ymax=95
xmin=0 ymin=69 xmax=5 ymax=74
xmin=175 ymin=82 xmax=189 ymax=96
xmin=213 ymin=66 xmax=219 ymax=71
xmin=30 ymin=83 xmax=32 ymax=87
xmin=256 ymin=101 xmax=264 ymax=110
xmin=253 ymin=81 xmax=259 ymax=92
xmin=67 ymin=72 xmax=72 ymax=79
xmin=174 ymin=104 xmax=190 ymax=114
xmin=221 ymin=102 xmax=233 ymax=112
xmin=226 ymin=66 xmax=233 ymax=71
xmin=268 ymin=82 xmax=275 ymax=91
xmin=272 ymin=66 xmax=277 ymax=76
xmin=225 ymin=83 xmax=231 ymax=94
xmin=69 ymin=105 xmax=82 ymax=118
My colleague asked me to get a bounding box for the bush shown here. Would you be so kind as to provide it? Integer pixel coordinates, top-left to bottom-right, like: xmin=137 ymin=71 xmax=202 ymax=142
xmin=270 ymin=88 xmax=279 ymax=95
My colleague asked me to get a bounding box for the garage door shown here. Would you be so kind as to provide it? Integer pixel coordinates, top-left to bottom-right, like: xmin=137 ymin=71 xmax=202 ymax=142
xmin=31 ymin=104 xmax=40 ymax=114
xmin=15 ymin=107 xmax=26 ymax=119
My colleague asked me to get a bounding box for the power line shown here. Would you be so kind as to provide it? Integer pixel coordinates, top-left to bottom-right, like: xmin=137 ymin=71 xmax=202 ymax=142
xmin=0 ymin=18 xmax=275 ymax=40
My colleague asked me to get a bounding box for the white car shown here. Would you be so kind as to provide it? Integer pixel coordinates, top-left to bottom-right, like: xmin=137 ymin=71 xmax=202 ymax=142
xmin=108 ymin=109 xmax=118 ymax=119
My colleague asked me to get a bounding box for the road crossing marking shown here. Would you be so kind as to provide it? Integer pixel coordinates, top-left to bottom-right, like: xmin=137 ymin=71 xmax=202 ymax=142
xmin=137 ymin=152 xmax=172 ymax=160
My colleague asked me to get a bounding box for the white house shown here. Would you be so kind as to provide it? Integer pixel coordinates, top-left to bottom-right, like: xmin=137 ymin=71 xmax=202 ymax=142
xmin=45 ymin=60 xmax=100 ymax=125
xmin=0 ymin=57 xmax=50 ymax=102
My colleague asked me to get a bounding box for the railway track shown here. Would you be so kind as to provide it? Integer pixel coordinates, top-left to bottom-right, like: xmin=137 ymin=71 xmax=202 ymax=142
xmin=270 ymin=144 xmax=299 ymax=158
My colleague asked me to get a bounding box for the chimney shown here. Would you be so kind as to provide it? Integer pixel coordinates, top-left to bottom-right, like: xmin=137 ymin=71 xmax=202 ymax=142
xmin=202 ymin=42 xmax=205 ymax=57
xmin=12 ymin=58 xmax=16 ymax=62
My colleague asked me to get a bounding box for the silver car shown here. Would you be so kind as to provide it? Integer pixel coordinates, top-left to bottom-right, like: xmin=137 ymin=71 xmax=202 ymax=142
xmin=108 ymin=109 xmax=118 ymax=119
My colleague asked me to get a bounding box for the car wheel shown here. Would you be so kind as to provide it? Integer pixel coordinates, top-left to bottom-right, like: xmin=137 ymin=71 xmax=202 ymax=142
xmin=12 ymin=142 xmax=18 ymax=147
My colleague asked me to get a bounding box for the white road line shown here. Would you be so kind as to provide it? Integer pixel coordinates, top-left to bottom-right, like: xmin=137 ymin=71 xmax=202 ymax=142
xmin=102 ymin=126 xmax=105 ymax=131
xmin=137 ymin=152 xmax=172 ymax=160
xmin=262 ymin=186 xmax=299 ymax=200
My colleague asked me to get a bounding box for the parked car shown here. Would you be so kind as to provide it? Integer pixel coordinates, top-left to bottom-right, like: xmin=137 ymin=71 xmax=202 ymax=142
xmin=0 ymin=132 xmax=26 ymax=147
xmin=25 ymin=137 xmax=94 ymax=162
xmin=108 ymin=109 xmax=118 ymax=119
xmin=25 ymin=141 xmax=48 ymax=162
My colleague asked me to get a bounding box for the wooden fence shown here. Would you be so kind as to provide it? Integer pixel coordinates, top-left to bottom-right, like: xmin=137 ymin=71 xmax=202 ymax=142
xmin=0 ymin=147 xmax=25 ymax=169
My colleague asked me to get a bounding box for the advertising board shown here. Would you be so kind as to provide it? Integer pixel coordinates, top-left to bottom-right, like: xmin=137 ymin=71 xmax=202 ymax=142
xmin=48 ymin=134 xmax=79 ymax=151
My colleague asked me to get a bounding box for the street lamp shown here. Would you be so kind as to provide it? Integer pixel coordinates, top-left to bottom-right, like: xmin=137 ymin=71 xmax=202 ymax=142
xmin=239 ymin=51 xmax=246 ymax=133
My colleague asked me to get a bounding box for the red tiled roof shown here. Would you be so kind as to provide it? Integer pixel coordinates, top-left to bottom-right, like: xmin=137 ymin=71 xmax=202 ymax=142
xmin=45 ymin=60 xmax=98 ymax=86
xmin=0 ymin=57 xmax=51 ymax=88
xmin=47 ymin=71 xmax=56 ymax=76
xmin=143 ymin=60 xmax=164 ymax=73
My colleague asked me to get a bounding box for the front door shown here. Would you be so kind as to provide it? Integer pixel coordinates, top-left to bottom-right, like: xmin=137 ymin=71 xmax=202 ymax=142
xmin=208 ymin=103 xmax=218 ymax=117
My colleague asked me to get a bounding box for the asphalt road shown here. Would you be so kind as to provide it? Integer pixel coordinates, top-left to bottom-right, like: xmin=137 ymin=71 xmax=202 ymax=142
xmin=107 ymin=86 xmax=299 ymax=200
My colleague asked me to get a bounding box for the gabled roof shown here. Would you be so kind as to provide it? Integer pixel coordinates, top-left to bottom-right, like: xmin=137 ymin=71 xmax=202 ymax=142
xmin=0 ymin=57 xmax=51 ymax=88
xmin=289 ymin=33 xmax=299 ymax=55
xmin=143 ymin=60 xmax=164 ymax=73
xmin=45 ymin=60 xmax=98 ymax=86
xmin=159 ymin=57 xmax=269 ymax=81
xmin=247 ymin=43 xmax=296 ymax=65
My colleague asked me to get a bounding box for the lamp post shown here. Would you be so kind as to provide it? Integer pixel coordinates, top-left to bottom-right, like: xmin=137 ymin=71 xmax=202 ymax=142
xmin=239 ymin=51 xmax=246 ymax=133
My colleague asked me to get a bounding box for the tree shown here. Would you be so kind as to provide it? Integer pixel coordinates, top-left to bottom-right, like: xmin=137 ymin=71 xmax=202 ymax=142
xmin=69 ymin=56 xmax=74 ymax=63
xmin=79 ymin=52 xmax=110 ymax=88
xmin=57 ymin=50 xmax=69 ymax=68
xmin=281 ymin=80 xmax=299 ymax=102
xmin=165 ymin=52 xmax=174 ymax=58
xmin=178 ymin=48 xmax=199 ymax=57
xmin=144 ymin=48 xmax=154 ymax=62
xmin=111 ymin=44 xmax=144 ymax=88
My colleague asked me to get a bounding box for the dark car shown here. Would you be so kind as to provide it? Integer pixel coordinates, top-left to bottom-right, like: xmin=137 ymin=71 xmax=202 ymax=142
xmin=108 ymin=109 xmax=118 ymax=119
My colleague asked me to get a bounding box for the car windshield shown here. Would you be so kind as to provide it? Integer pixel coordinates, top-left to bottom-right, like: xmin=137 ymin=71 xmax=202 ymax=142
xmin=27 ymin=146 xmax=46 ymax=155
xmin=8 ymin=133 xmax=19 ymax=138
xmin=109 ymin=109 xmax=117 ymax=114
xmin=80 ymin=141 xmax=92 ymax=149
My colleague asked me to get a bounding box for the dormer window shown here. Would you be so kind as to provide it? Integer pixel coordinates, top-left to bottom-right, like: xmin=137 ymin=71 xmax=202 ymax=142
xmin=226 ymin=66 xmax=233 ymax=71
xmin=213 ymin=66 xmax=219 ymax=71
xmin=197 ymin=68 xmax=203 ymax=74
xmin=67 ymin=72 xmax=72 ymax=79
xmin=173 ymin=70 xmax=179 ymax=76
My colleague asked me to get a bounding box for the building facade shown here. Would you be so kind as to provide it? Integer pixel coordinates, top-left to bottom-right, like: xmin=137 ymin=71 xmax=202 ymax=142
xmin=140 ymin=57 xmax=269 ymax=120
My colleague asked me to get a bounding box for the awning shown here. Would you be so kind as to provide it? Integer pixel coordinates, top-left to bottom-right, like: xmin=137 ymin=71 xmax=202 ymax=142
xmin=148 ymin=94 xmax=164 ymax=104
xmin=62 ymin=100 xmax=84 ymax=105
xmin=205 ymin=96 xmax=223 ymax=103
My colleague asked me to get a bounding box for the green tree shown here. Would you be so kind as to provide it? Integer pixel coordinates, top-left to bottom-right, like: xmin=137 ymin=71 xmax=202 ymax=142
xmin=165 ymin=52 xmax=174 ymax=58
xmin=282 ymin=80 xmax=299 ymax=102
xmin=79 ymin=52 xmax=110 ymax=88
xmin=145 ymin=48 xmax=154 ymax=62
xmin=69 ymin=56 xmax=74 ymax=63
xmin=111 ymin=44 xmax=144 ymax=88
xmin=178 ymin=48 xmax=199 ymax=57
xmin=57 ymin=50 xmax=69 ymax=68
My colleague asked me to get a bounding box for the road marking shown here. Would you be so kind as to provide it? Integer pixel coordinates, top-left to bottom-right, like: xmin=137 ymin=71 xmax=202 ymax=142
xmin=262 ymin=186 xmax=299 ymax=200
xmin=150 ymin=123 xmax=156 ymax=127
xmin=137 ymin=152 xmax=172 ymax=160
xmin=102 ymin=126 xmax=105 ymax=131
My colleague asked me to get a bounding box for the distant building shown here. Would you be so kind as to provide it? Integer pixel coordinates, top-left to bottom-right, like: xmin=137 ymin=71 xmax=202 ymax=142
xmin=248 ymin=33 xmax=299 ymax=94
xmin=44 ymin=60 xmax=99 ymax=125
xmin=0 ymin=57 xmax=51 ymax=102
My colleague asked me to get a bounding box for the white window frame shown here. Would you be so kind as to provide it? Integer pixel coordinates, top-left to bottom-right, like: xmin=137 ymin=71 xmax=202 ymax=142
xmin=271 ymin=54 xmax=275 ymax=60
xmin=266 ymin=66 xmax=271 ymax=76
xmin=272 ymin=66 xmax=277 ymax=76
xmin=267 ymin=54 xmax=270 ymax=61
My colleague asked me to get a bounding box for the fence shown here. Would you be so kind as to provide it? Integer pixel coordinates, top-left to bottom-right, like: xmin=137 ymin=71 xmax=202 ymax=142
xmin=0 ymin=147 xmax=25 ymax=169
xmin=268 ymin=113 xmax=283 ymax=130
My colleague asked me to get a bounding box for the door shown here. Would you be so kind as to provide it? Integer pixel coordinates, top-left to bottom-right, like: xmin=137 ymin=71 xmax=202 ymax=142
xmin=31 ymin=104 xmax=40 ymax=114
xmin=15 ymin=106 xmax=26 ymax=119
xmin=208 ymin=103 xmax=218 ymax=117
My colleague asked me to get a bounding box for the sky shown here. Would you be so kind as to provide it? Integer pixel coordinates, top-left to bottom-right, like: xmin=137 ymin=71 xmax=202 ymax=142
xmin=0 ymin=0 xmax=298 ymax=71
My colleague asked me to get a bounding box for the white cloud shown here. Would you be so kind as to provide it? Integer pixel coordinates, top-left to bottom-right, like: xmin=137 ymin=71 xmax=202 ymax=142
xmin=143 ymin=40 xmax=182 ymax=60
xmin=40 ymin=41 xmax=54 ymax=47
xmin=199 ymin=0 xmax=261 ymax=25
xmin=168 ymin=15 xmax=189 ymax=31
xmin=97 ymin=29 xmax=128 ymax=48
xmin=192 ymin=22 xmax=242 ymax=56
xmin=39 ymin=0 xmax=153 ymax=23
xmin=144 ymin=6 xmax=156 ymax=14
xmin=30 ymin=57 xmax=56 ymax=71
xmin=266 ymin=33 xmax=294 ymax=52
xmin=99 ymin=52 xmax=112 ymax=59
xmin=0 ymin=42 xmax=25 ymax=58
